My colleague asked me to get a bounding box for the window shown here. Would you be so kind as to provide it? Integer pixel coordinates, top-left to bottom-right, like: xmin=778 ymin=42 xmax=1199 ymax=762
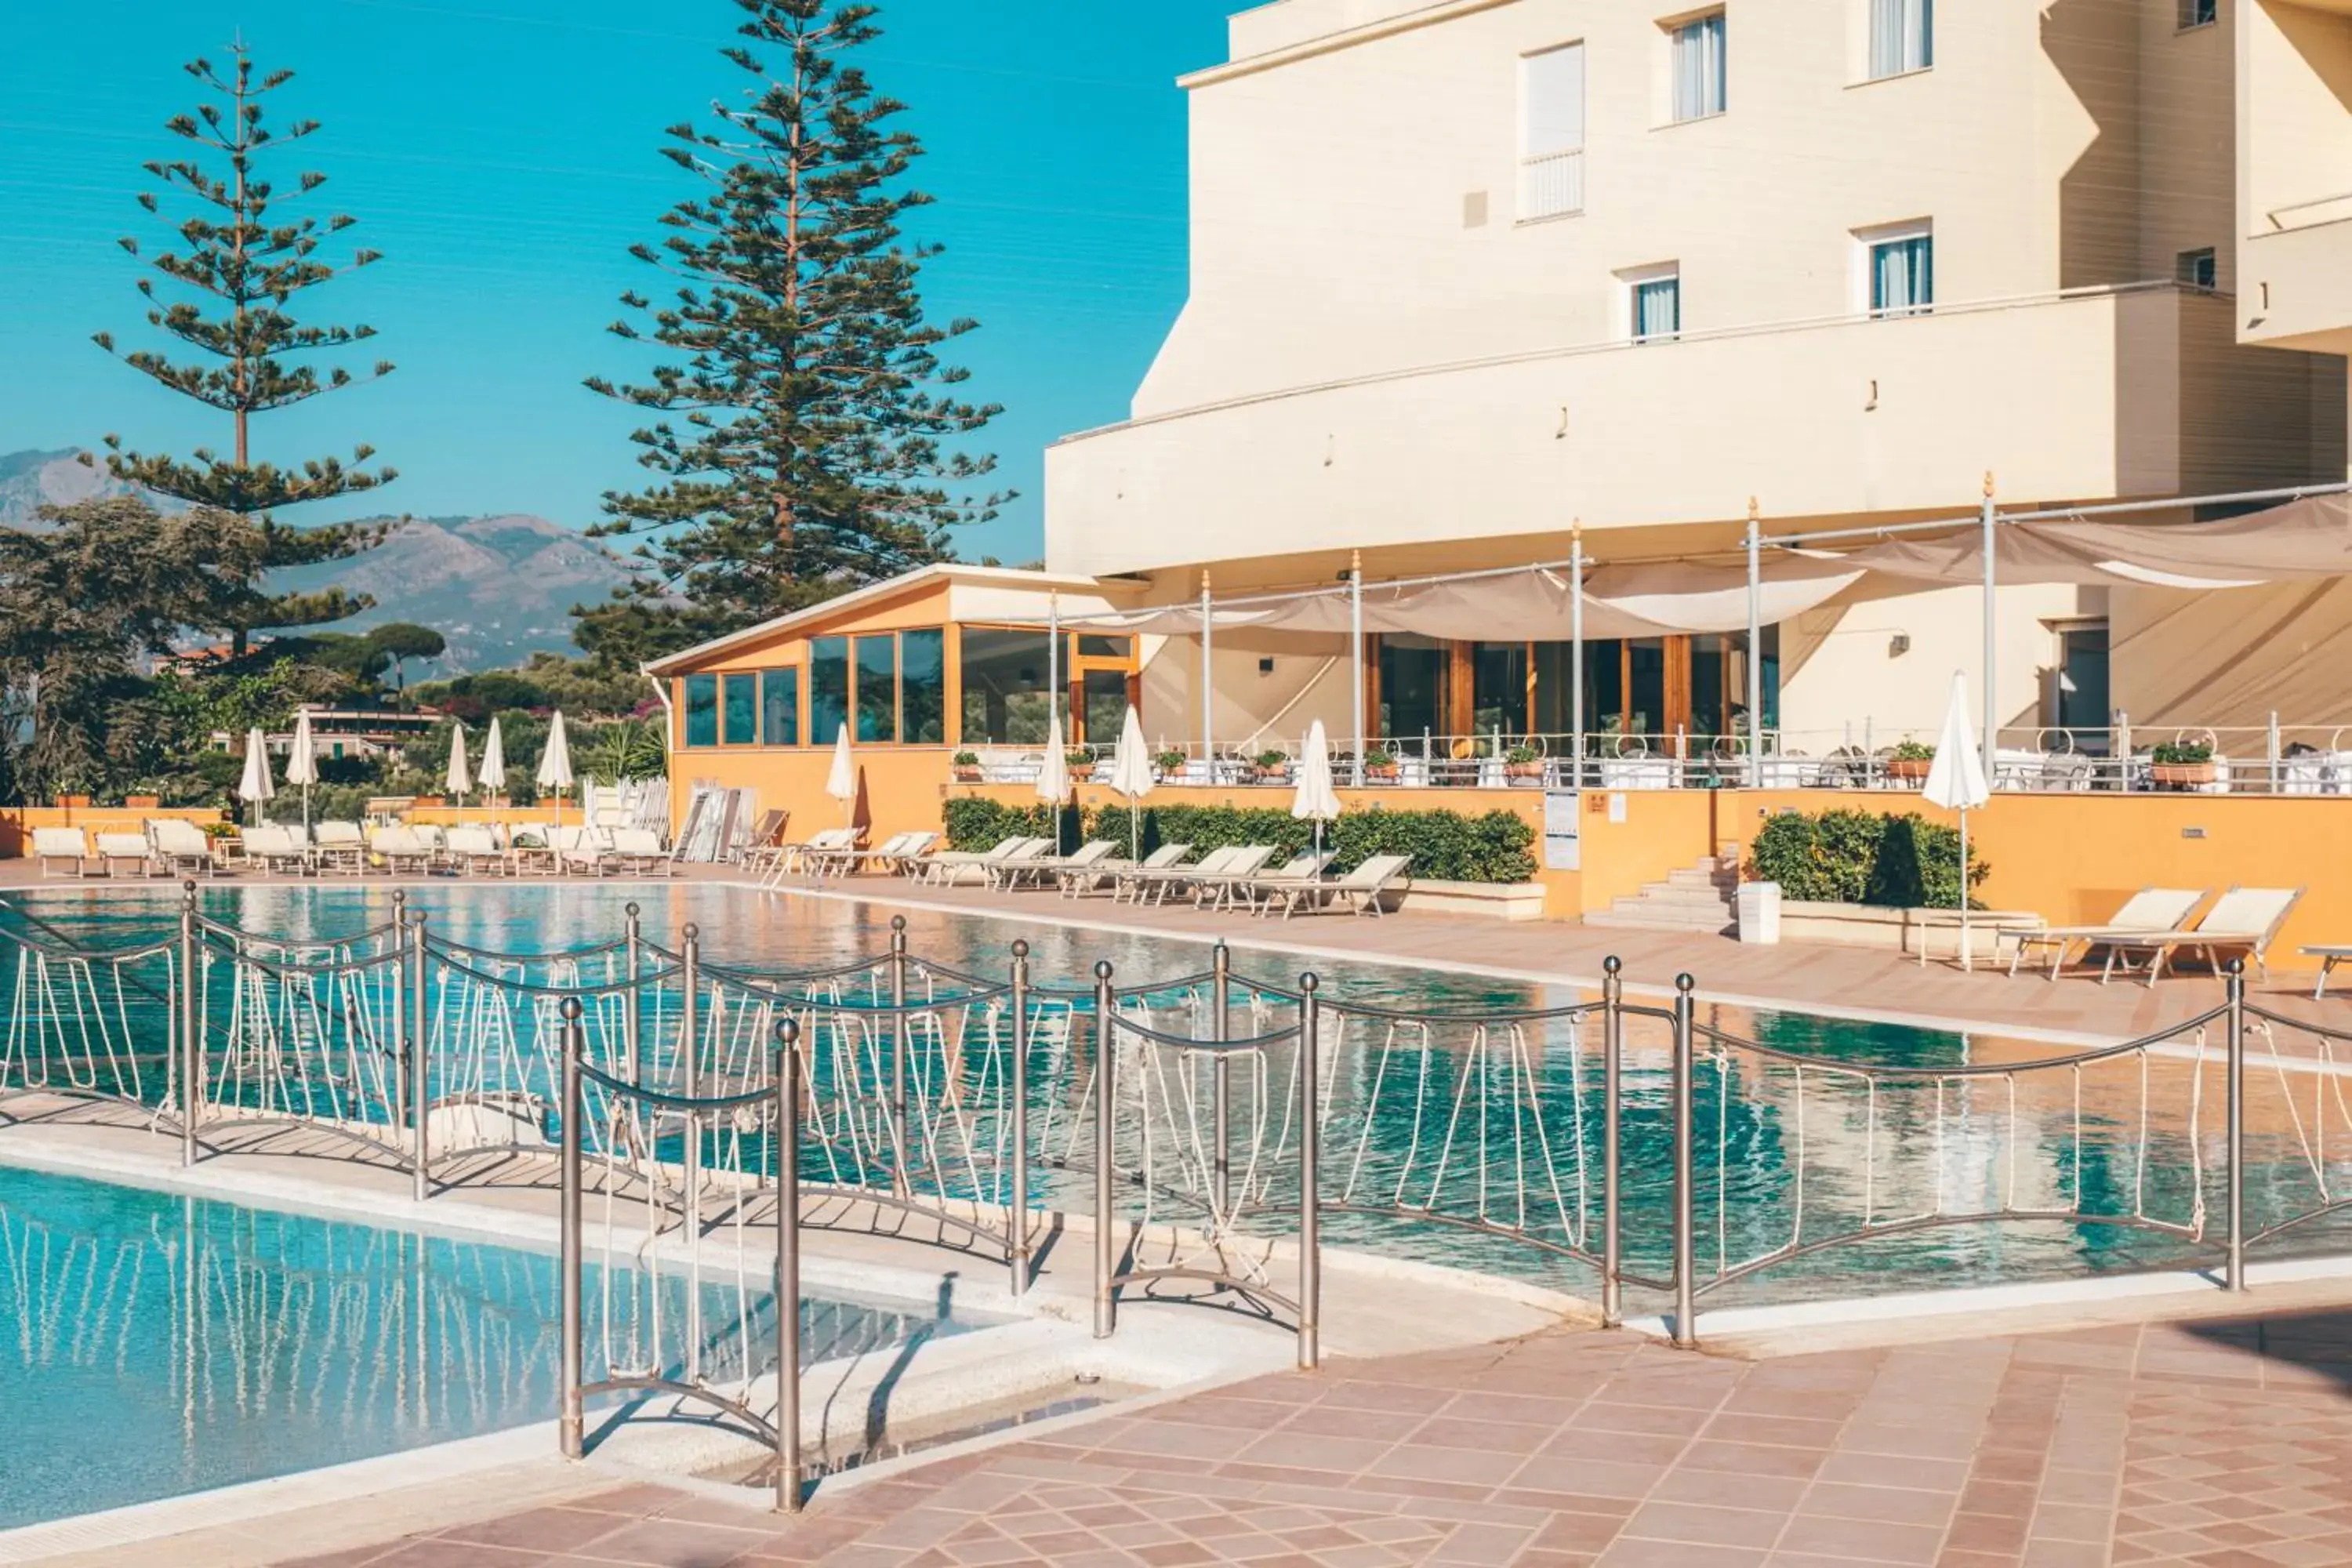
xmin=808 ymin=637 xmax=850 ymax=749
xmin=2176 ymin=247 xmax=2217 ymax=290
xmin=900 ymin=629 xmax=946 ymax=746
xmin=1868 ymin=0 xmax=1932 ymax=78
xmin=682 ymin=673 xmax=718 ymax=748
xmin=1077 ymin=634 xmax=1131 ymax=659
xmin=1472 ymin=642 xmax=1530 ymax=737
xmin=2178 ymin=0 xmax=2216 ymax=27
xmin=1519 ymin=43 xmax=1586 ymax=220
xmin=958 ymin=628 xmax=1052 ymax=745
xmin=1623 ymin=263 xmax=1682 ymax=341
xmin=760 ymin=668 xmax=799 ymax=746
xmin=2056 ymin=624 xmax=2110 ymax=749
xmin=1670 ymin=12 xmax=1726 ymax=122
xmin=854 ymin=636 xmax=897 ymax=744
xmin=1860 ymin=223 xmax=1933 ymax=317
xmin=720 ymin=673 xmax=758 ymax=746
xmin=1377 ymin=634 xmax=1447 ymax=741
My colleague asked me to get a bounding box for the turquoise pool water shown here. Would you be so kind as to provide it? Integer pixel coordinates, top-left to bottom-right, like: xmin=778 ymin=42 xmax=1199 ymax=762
xmin=4 ymin=884 xmax=2346 ymax=1308
xmin=0 ymin=1164 xmax=962 ymax=1530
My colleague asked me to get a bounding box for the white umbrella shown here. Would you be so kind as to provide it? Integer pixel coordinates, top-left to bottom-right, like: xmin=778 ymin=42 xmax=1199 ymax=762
xmin=445 ymin=722 xmax=472 ymax=811
xmin=538 ymin=710 xmax=575 ymax=830
xmin=825 ymin=722 xmax=857 ymax=828
xmin=1106 ymin=703 xmax=1154 ymax=863
xmin=479 ymin=717 xmax=508 ymax=829
xmin=236 ymin=727 xmax=276 ymax=827
xmin=1035 ymin=711 xmax=1072 ymax=854
xmin=1922 ymin=670 xmax=1993 ymax=972
xmin=1291 ymin=719 xmax=1343 ymax=860
xmin=284 ymin=708 xmax=318 ymax=829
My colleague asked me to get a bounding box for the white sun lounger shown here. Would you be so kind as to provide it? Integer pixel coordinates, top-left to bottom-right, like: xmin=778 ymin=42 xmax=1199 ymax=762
xmin=241 ymin=824 xmax=314 ymax=875
xmin=33 ymin=827 xmax=97 ymax=879
xmin=2097 ymin=887 xmax=2304 ymax=985
xmin=92 ymin=832 xmax=157 ymax=878
xmin=1002 ymin=839 xmax=1116 ymax=891
xmin=1998 ymin=887 xmax=2206 ymax=980
xmin=368 ymin=825 xmax=437 ymax=875
xmin=1116 ymin=844 xmax=1238 ymax=905
xmin=310 ymin=821 xmax=367 ymax=876
xmin=1067 ymin=842 xmax=1189 ymax=898
xmin=1199 ymin=850 xmax=1324 ymax=913
xmin=1256 ymin=853 xmax=1414 ymax=920
xmin=445 ymin=826 xmax=510 ymax=876
xmin=920 ymin=836 xmax=1049 ymax=887
xmin=148 ymin=818 xmax=224 ymax=877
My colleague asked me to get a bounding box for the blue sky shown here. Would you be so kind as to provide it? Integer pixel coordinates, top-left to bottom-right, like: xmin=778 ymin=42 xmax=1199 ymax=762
xmin=0 ymin=0 xmax=1233 ymax=563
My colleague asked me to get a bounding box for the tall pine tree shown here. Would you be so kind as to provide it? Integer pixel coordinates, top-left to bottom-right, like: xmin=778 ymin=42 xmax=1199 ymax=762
xmin=579 ymin=0 xmax=1006 ymax=665
xmin=92 ymin=42 xmax=394 ymax=655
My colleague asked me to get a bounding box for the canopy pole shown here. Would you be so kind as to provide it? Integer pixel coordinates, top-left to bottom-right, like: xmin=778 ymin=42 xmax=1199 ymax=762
xmin=1570 ymin=525 xmax=1585 ymax=791
xmin=1048 ymin=593 xmax=1062 ymax=753
xmin=1981 ymin=474 xmax=1998 ymax=782
xmin=1745 ymin=499 xmax=1764 ymax=771
xmin=1199 ymin=571 xmax=1213 ymax=773
xmin=1349 ymin=550 xmax=1364 ymax=786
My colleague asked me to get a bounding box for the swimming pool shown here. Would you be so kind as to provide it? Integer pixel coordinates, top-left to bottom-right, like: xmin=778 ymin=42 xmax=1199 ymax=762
xmin=4 ymin=883 xmax=2347 ymax=1310
xmin=0 ymin=1163 xmax=961 ymax=1530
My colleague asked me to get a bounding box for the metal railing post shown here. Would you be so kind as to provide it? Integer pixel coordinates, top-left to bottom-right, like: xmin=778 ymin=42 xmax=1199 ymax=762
xmin=2226 ymin=960 xmax=2247 ymax=1293
xmin=680 ymin=923 xmax=702 ymax=1382
xmin=1212 ymin=942 xmax=1232 ymax=1219
xmin=1671 ymin=972 xmax=1697 ymax=1349
xmin=890 ymin=916 xmax=910 ymax=1196
xmin=178 ymin=884 xmax=199 ymax=1167
xmin=623 ymin=902 xmax=643 ymax=1087
xmin=1297 ymin=971 xmax=1322 ymax=1371
xmin=558 ymin=997 xmax=585 ymax=1460
xmin=408 ymin=909 xmax=430 ymax=1203
xmin=1093 ymin=960 xmax=1116 ymax=1340
xmin=773 ymin=1017 xmax=803 ymax=1513
xmin=1008 ymin=941 xmax=1032 ymax=1298
xmin=1601 ymin=956 xmax=1624 ymax=1330
xmin=390 ymin=889 xmax=408 ymax=1129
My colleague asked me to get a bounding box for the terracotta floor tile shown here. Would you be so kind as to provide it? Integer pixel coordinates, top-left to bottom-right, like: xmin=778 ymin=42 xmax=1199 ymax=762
xmin=1772 ymin=1513 xmax=1943 ymax=1566
xmin=1621 ymin=1501 xmax=1788 ymax=1548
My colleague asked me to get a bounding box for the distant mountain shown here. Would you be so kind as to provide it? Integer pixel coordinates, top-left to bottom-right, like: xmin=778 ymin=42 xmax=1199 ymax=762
xmin=2 ymin=447 xmax=644 ymax=674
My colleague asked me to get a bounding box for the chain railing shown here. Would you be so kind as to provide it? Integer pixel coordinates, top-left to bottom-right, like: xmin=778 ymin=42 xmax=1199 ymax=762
xmin=7 ymin=887 xmax=2343 ymax=1489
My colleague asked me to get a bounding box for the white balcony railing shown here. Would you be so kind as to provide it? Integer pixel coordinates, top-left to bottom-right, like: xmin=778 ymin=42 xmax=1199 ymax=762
xmin=1518 ymin=150 xmax=1584 ymax=221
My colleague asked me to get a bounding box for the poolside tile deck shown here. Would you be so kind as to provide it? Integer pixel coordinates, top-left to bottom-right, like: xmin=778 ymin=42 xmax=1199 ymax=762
xmin=273 ymin=1306 xmax=2352 ymax=1568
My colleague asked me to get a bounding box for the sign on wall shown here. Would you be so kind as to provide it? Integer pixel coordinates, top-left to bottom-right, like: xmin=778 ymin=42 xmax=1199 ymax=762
xmin=1542 ymin=789 xmax=1581 ymax=871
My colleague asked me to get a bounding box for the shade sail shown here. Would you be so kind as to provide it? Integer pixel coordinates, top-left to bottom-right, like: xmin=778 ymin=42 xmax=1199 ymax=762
xmin=1841 ymin=495 xmax=2352 ymax=590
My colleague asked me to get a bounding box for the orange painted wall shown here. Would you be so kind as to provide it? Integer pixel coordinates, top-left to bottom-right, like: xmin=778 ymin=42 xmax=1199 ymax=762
xmin=0 ymin=805 xmax=224 ymax=858
xmin=674 ymin=747 xmax=956 ymax=847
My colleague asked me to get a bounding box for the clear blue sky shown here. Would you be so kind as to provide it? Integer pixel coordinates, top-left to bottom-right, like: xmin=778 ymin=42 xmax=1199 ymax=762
xmin=0 ymin=0 xmax=1233 ymax=563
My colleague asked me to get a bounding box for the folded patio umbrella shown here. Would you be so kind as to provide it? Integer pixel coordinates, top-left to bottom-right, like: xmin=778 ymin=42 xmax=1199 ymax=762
xmin=445 ymin=722 xmax=472 ymax=813
xmin=1292 ymin=719 xmax=1343 ymax=860
xmin=237 ymin=727 xmax=277 ymax=827
xmin=480 ymin=717 xmax=507 ymax=826
xmin=1107 ymin=703 xmax=1154 ymax=863
xmin=285 ymin=709 xmax=318 ymax=829
xmin=1922 ymin=671 xmax=1992 ymax=972
xmin=1035 ymin=713 xmax=1072 ymax=853
xmin=538 ymin=710 xmax=574 ymax=829
xmin=826 ymin=722 xmax=856 ymax=828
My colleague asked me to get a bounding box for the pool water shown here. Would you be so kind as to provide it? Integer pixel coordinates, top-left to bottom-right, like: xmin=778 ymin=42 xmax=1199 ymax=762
xmin=4 ymin=884 xmax=2347 ymax=1311
xmin=0 ymin=1164 xmax=961 ymax=1530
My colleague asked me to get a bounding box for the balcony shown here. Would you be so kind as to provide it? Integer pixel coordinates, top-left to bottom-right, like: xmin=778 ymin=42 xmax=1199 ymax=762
xmin=1516 ymin=150 xmax=1584 ymax=222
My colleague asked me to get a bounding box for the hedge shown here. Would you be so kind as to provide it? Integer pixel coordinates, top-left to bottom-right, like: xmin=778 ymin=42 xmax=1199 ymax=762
xmin=1748 ymin=808 xmax=1987 ymax=909
xmin=942 ymin=798 xmax=1537 ymax=884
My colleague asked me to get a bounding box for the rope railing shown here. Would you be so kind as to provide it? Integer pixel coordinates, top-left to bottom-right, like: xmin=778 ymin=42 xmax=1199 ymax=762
xmin=0 ymin=889 xmax=2322 ymax=1377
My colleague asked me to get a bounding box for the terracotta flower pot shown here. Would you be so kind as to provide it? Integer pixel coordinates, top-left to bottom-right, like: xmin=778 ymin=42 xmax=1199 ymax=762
xmin=1886 ymin=757 xmax=1933 ymax=781
xmin=2153 ymin=762 xmax=2217 ymax=787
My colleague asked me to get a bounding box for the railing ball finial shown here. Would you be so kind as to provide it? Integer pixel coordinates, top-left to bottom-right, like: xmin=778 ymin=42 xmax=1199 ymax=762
xmin=1300 ymin=971 xmax=1319 ymax=993
xmin=625 ymin=901 xmax=640 ymax=918
xmin=774 ymin=1016 xmax=800 ymax=1047
xmin=1675 ymin=972 xmax=1696 ymax=995
xmin=682 ymin=921 xmax=700 ymax=942
xmin=1604 ymin=954 xmax=1622 ymax=975
xmin=2226 ymin=956 xmax=2244 ymax=976
xmin=1011 ymin=938 xmax=1029 ymax=959
xmin=559 ymin=996 xmax=583 ymax=1022
xmin=891 ymin=913 xmax=907 ymax=933
xmin=1094 ymin=959 xmax=1114 ymax=982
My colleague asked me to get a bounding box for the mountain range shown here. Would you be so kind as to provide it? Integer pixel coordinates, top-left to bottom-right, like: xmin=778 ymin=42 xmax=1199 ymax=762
xmin=0 ymin=448 xmax=644 ymax=673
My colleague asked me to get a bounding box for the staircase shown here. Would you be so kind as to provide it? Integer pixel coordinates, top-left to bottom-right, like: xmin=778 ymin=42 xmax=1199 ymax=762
xmin=1584 ymin=854 xmax=1741 ymax=936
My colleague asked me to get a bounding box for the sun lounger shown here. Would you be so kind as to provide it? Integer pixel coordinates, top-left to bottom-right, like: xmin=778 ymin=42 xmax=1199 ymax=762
xmin=920 ymin=836 xmax=1050 ymax=887
xmin=310 ymin=821 xmax=366 ymax=876
xmin=734 ymin=809 xmax=789 ymax=870
xmin=1002 ymin=839 xmax=1116 ymax=891
xmin=2301 ymin=945 xmax=2352 ymax=999
xmin=1203 ymin=850 xmax=1326 ymax=913
xmin=240 ymin=824 xmax=311 ymax=875
xmin=1116 ymin=844 xmax=1235 ymax=905
xmin=87 ymin=832 xmax=154 ymax=878
xmin=1123 ymin=844 xmax=1276 ymax=907
xmin=1066 ymin=842 xmax=1190 ymax=898
xmin=1261 ymin=853 xmax=1413 ymax=919
xmin=445 ymin=826 xmax=509 ymax=876
xmin=2098 ymin=886 xmax=2304 ymax=985
xmin=1998 ymin=887 xmax=2206 ymax=980
xmin=33 ymin=827 xmax=97 ymax=879
xmin=830 ymin=829 xmax=938 ymax=877
xmin=765 ymin=826 xmax=858 ymax=880
xmin=148 ymin=818 xmax=224 ymax=877
xmin=368 ymin=825 xmax=437 ymax=874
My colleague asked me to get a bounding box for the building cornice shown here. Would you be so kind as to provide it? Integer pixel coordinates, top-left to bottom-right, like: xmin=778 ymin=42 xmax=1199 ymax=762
xmin=1178 ymin=0 xmax=1519 ymax=91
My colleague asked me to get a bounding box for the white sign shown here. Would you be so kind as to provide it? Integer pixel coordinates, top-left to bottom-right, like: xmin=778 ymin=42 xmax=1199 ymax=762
xmin=1607 ymin=791 xmax=1628 ymax=824
xmin=1542 ymin=789 xmax=1581 ymax=871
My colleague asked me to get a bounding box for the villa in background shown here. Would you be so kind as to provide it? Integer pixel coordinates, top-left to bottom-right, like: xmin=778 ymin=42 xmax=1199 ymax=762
xmin=650 ymin=0 xmax=2352 ymax=929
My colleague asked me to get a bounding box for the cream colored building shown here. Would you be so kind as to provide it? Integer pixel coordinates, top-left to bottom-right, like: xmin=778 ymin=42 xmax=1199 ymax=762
xmin=1044 ymin=0 xmax=2349 ymax=754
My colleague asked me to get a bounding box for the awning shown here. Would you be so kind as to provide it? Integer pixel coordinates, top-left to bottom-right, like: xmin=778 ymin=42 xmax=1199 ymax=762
xmin=1837 ymin=495 xmax=2352 ymax=590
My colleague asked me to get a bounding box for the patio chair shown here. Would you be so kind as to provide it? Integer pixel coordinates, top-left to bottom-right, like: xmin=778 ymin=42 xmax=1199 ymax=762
xmin=241 ymin=824 xmax=313 ymax=876
xmin=1997 ymin=887 xmax=2207 ymax=981
xmin=148 ymin=818 xmax=224 ymax=877
xmin=918 ymin=835 xmax=1048 ymax=887
xmin=1001 ymin=839 xmax=1116 ymax=891
xmin=734 ymin=809 xmax=789 ymax=870
xmin=90 ymin=832 xmax=156 ymax=878
xmin=33 ymin=827 xmax=97 ymax=879
xmin=1263 ymin=853 xmax=1414 ymax=919
xmin=368 ymin=825 xmax=437 ymax=875
xmin=2099 ymin=887 xmax=2304 ymax=985
xmin=311 ymin=821 xmax=367 ymax=877
xmin=445 ymin=826 xmax=510 ymax=877
xmin=1066 ymin=842 xmax=1189 ymax=899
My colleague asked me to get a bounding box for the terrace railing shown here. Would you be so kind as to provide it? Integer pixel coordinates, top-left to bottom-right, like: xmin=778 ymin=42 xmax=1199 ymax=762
xmin=2 ymin=888 xmax=2336 ymax=1367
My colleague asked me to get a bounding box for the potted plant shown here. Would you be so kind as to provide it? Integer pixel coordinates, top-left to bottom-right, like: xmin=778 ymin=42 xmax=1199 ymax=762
xmin=951 ymin=750 xmax=982 ymax=782
xmin=1886 ymin=739 xmax=1936 ymax=781
xmin=1253 ymin=747 xmax=1290 ymax=782
xmin=1065 ymin=748 xmax=1094 ymax=782
xmin=2151 ymin=739 xmax=2218 ymax=787
xmin=1153 ymin=747 xmax=1189 ymax=781
xmin=1504 ymin=743 xmax=1544 ymax=782
xmin=1361 ymin=747 xmax=1399 ymax=782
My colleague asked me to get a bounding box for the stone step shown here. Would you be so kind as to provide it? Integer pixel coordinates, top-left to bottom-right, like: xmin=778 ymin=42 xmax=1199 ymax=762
xmin=1666 ymin=867 xmax=1740 ymax=890
xmin=1628 ymin=886 xmax=1738 ymax=913
xmin=1584 ymin=908 xmax=1737 ymax=935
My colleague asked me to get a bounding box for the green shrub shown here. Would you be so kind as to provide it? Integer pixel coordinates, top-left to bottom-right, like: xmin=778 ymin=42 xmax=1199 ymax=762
xmin=2151 ymin=739 xmax=2213 ymax=765
xmin=942 ymin=797 xmax=1061 ymax=851
xmin=965 ymin=801 xmax=1537 ymax=884
xmin=1889 ymin=739 xmax=1936 ymax=763
xmin=1748 ymin=808 xmax=1987 ymax=908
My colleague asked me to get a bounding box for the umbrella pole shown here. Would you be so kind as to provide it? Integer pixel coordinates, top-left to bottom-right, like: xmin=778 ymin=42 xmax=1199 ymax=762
xmin=1959 ymin=807 xmax=1971 ymax=974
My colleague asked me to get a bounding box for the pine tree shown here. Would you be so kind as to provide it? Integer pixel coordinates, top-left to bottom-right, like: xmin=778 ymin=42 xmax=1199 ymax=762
xmin=91 ymin=42 xmax=394 ymax=654
xmin=579 ymin=0 xmax=1006 ymax=662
